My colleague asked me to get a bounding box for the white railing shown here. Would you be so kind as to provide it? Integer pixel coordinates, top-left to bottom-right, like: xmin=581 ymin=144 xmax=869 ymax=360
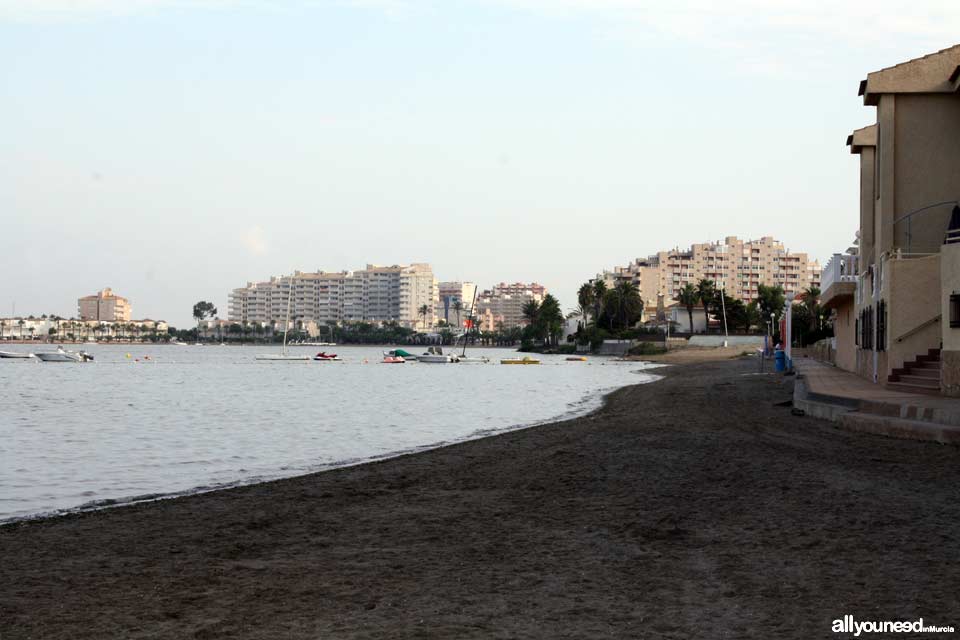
xmin=821 ymin=253 xmax=858 ymax=292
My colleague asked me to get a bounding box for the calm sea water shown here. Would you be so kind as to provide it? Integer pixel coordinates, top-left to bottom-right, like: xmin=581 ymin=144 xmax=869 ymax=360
xmin=0 ymin=344 xmax=659 ymax=521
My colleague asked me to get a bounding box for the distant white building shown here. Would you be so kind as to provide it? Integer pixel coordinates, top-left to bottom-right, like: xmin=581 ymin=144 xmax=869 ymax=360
xmin=229 ymin=263 xmax=439 ymax=330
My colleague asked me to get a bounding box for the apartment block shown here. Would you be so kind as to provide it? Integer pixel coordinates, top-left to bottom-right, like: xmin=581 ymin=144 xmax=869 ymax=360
xmin=599 ymin=236 xmax=821 ymax=310
xmin=476 ymin=282 xmax=547 ymax=331
xmin=228 ymin=263 xmax=439 ymax=329
xmin=438 ymin=281 xmax=478 ymax=326
xmin=77 ymin=288 xmax=132 ymax=322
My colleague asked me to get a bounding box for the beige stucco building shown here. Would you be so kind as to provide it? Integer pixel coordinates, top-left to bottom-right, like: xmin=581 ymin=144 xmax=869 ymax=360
xmin=822 ymin=44 xmax=960 ymax=395
xmin=77 ymin=288 xmax=131 ymax=322
xmin=600 ymin=236 xmax=821 ymax=311
xmin=476 ymin=282 xmax=546 ymax=331
xmin=228 ymin=263 xmax=439 ymax=330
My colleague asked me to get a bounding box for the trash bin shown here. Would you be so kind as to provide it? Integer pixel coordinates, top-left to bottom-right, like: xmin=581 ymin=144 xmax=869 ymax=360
xmin=774 ymin=349 xmax=785 ymax=372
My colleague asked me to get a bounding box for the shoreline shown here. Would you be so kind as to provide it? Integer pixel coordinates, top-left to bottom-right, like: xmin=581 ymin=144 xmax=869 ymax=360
xmin=1 ymin=364 xmax=660 ymax=527
xmin=5 ymin=357 xmax=958 ymax=638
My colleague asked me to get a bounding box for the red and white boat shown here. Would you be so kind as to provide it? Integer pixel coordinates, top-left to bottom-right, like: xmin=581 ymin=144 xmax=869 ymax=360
xmin=382 ymin=355 xmax=405 ymax=364
xmin=313 ymin=352 xmax=342 ymax=361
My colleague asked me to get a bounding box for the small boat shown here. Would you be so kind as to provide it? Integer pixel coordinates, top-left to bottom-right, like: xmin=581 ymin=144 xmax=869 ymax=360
xmin=383 ymin=348 xmax=417 ymax=361
xmin=0 ymin=350 xmax=34 ymax=359
xmin=419 ymin=346 xmax=456 ymax=363
xmin=500 ymin=356 xmax=541 ymax=365
xmin=35 ymin=347 xmax=94 ymax=363
xmin=256 ymin=353 xmax=311 ymax=362
xmin=566 ymin=356 xmax=588 ymax=362
xmin=256 ymin=283 xmax=310 ymax=362
xmin=382 ymin=355 xmax=406 ymax=364
xmin=457 ymin=355 xmax=490 ymax=364
xmin=313 ymin=351 xmax=342 ymax=361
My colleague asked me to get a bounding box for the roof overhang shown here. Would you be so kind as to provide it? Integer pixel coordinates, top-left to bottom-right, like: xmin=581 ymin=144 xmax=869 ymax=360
xmin=847 ymin=124 xmax=877 ymax=155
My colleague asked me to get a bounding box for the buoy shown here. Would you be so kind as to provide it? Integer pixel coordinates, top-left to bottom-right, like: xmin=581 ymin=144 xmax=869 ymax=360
xmin=125 ymin=353 xmax=131 ymax=359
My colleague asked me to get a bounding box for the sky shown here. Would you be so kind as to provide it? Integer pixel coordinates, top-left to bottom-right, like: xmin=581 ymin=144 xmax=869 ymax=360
xmin=2 ymin=0 xmax=959 ymax=327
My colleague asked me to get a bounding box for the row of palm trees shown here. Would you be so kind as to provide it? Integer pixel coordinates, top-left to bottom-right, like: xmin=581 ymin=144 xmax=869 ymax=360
xmin=576 ymin=280 xmax=644 ymax=332
xmin=0 ymin=317 xmax=164 ymax=342
xmin=575 ymin=276 xmax=824 ymax=339
xmin=520 ymin=294 xmax=565 ymax=346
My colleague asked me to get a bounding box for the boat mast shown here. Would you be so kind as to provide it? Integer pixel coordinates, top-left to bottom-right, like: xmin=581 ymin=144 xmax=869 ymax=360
xmin=282 ymin=277 xmax=292 ymax=355
xmin=462 ymin=287 xmax=479 ymax=357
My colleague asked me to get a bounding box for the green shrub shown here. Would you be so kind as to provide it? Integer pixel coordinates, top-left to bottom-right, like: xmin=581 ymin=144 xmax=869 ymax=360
xmin=628 ymin=342 xmax=667 ymax=356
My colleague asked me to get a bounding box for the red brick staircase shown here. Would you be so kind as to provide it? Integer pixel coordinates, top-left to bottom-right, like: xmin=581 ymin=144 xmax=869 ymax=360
xmin=887 ymin=348 xmax=942 ymax=395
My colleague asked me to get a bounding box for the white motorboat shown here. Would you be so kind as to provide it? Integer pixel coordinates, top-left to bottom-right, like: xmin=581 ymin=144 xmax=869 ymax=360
xmin=256 ymin=353 xmax=310 ymax=361
xmin=383 ymin=349 xmax=417 ymax=361
xmin=0 ymin=350 xmax=34 ymax=359
xmin=256 ymin=281 xmax=311 ymax=362
xmin=35 ymin=347 xmax=93 ymax=363
xmin=419 ymin=346 xmax=456 ymax=363
xmin=457 ymin=355 xmax=490 ymax=364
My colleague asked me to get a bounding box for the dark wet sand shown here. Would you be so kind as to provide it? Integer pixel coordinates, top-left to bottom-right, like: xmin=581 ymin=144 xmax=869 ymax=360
xmin=3 ymin=358 xmax=960 ymax=639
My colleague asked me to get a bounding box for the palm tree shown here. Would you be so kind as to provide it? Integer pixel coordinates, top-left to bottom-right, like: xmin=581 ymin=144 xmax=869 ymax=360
xmin=802 ymin=286 xmax=821 ymax=330
xmin=521 ymin=299 xmax=540 ymax=326
xmin=695 ymin=279 xmax=716 ymax=333
xmin=609 ymin=282 xmax=643 ymax=330
xmin=17 ymin=319 xmax=25 ymax=339
xmin=418 ymin=304 xmax=430 ymax=330
xmin=577 ymin=283 xmax=596 ymax=325
xmin=676 ymin=283 xmax=699 ymax=334
xmin=452 ymin=300 xmax=464 ymax=330
xmin=591 ymin=280 xmax=607 ymax=325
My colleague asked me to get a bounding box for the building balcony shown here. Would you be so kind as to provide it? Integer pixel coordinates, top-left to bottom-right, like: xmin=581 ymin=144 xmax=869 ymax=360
xmin=821 ymin=252 xmax=858 ymax=310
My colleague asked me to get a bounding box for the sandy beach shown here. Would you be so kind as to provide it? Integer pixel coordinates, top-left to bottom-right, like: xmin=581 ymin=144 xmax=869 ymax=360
xmin=3 ymin=357 xmax=960 ymax=638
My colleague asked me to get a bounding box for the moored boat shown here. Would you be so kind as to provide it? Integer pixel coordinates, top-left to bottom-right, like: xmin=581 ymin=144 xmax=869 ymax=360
xmin=383 ymin=348 xmax=417 ymax=361
xmin=566 ymin=356 xmax=588 ymax=362
xmin=255 ymin=281 xmax=310 ymax=362
xmin=35 ymin=347 xmax=93 ymax=363
xmin=0 ymin=350 xmax=35 ymax=359
xmin=419 ymin=346 xmax=456 ymax=363
xmin=382 ymin=355 xmax=406 ymax=364
xmin=457 ymin=355 xmax=490 ymax=364
xmin=500 ymin=356 xmax=541 ymax=365
xmin=313 ymin=352 xmax=342 ymax=361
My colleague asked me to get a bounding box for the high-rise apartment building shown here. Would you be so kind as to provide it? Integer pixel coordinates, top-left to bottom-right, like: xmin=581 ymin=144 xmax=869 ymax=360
xmin=476 ymin=282 xmax=547 ymax=331
xmin=78 ymin=288 xmax=132 ymax=322
xmin=438 ymin=282 xmax=478 ymax=326
xmin=228 ymin=264 xmax=438 ymax=329
xmin=599 ymin=236 xmax=821 ymax=309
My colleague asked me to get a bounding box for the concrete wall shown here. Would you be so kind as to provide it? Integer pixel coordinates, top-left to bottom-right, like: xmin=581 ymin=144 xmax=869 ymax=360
xmin=893 ymin=95 xmax=960 ymax=254
xmin=859 ymin=146 xmax=876 ymax=263
xmin=688 ymin=335 xmax=764 ymax=348
xmin=833 ymin=299 xmax=856 ymax=372
xmin=942 ymin=243 xmax=960 ymax=396
xmin=884 ymin=254 xmax=941 ymax=374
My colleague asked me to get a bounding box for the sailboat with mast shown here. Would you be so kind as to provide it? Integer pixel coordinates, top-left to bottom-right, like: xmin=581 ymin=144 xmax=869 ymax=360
xmin=255 ymin=279 xmax=311 ymax=362
xmin=455 ymin=289 xmax=489 ymax=364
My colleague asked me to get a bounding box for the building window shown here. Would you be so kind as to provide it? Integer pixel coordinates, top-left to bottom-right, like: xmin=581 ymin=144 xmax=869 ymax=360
xmin=876 ymin=300 xmax=886 ymax=352
xmin=951 ymin=294 xmax=960 ymax=329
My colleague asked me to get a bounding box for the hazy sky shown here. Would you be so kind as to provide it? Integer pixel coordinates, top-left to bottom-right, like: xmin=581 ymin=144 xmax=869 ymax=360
xmin=2 ymin=1 xmax=958 ymax=326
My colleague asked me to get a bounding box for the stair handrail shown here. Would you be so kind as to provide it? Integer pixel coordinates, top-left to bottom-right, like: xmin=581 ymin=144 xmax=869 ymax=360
xmin=895 ymin=314 xmax=941 ymax=344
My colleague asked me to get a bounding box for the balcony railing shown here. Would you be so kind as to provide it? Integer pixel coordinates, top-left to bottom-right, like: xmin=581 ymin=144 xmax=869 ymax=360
xmin=821 ymin=253 xmax=858 ymax=293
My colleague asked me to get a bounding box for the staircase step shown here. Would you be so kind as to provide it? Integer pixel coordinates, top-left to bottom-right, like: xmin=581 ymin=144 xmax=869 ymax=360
xmin=886 ymin=381 xmax=942 ymax=396
xmin=903 ymin=368 xmax=940 ymax=379
xmin=839 ymin=412 xmax=960 ymax=445
xmin=908 ymin=361 xmax=941 ymax=371
xmin=898 ymin=374 xmax=941 ymax=386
